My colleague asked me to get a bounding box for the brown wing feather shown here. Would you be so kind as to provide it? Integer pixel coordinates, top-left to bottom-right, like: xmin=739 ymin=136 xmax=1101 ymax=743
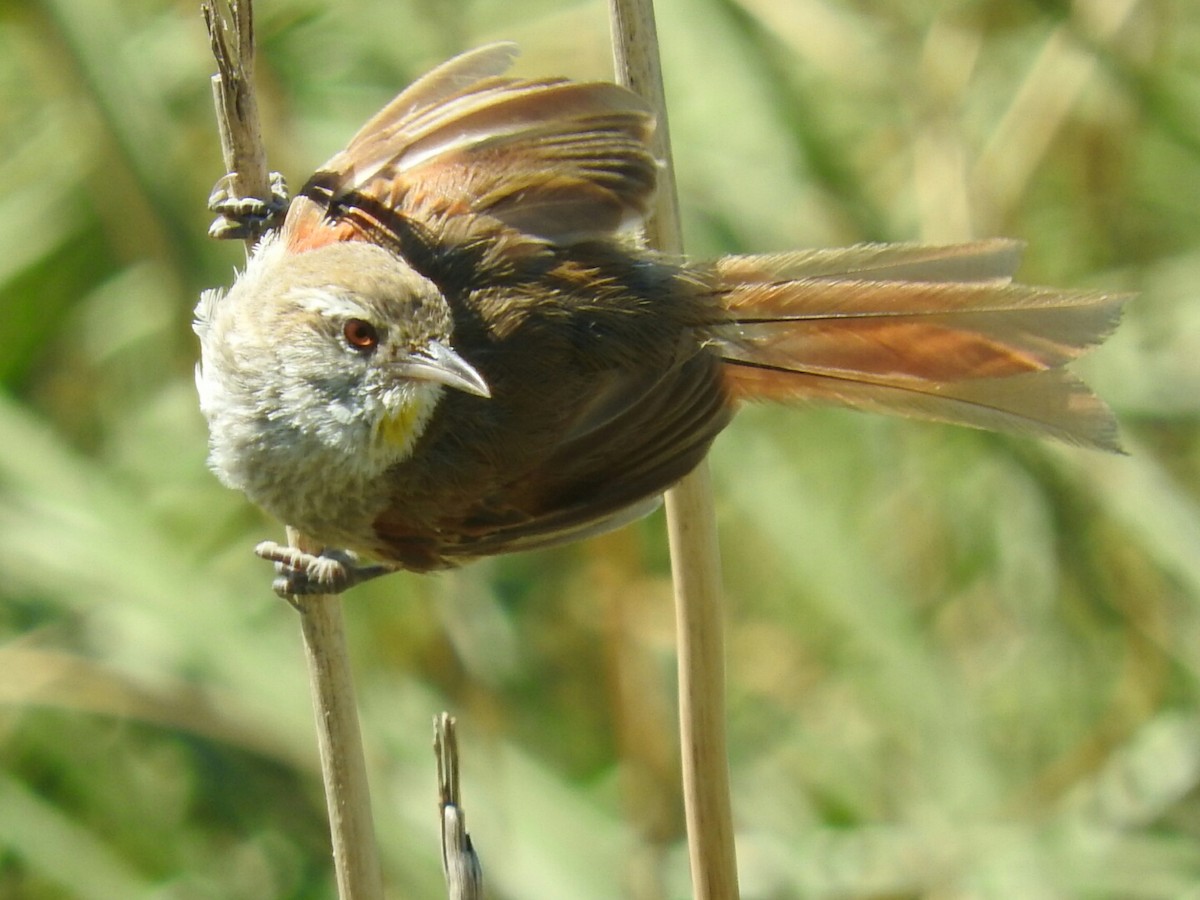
xmin=369 ymin=251 xmax=729 ymax=570
xmin=281 ymin=43 xmax=658 ymax=251
xmin=453 ymin=351 xmax=731 ymax=559
xmin=371 ymin=352 xmax=730 ymax=570
xmin=342 ymin=44 xmax=523 ymax=151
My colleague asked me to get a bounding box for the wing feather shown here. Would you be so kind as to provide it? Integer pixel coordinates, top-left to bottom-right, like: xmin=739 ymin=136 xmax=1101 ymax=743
xmin=282 ymin=43 xmax=658 ymax=250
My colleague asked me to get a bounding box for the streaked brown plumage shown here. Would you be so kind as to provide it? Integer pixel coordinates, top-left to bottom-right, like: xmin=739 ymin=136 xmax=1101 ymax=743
xmin=194 ymin=44 xmax=1123 ymax=593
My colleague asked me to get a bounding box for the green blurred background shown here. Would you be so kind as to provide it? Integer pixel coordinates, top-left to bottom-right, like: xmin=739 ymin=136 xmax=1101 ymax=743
xmin=2 ymin=0 xmax=1198 ymax=897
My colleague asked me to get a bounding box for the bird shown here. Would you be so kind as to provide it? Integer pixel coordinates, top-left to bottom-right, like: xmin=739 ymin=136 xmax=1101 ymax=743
xmin=194 ymin=43 xmax=1124 ymax=596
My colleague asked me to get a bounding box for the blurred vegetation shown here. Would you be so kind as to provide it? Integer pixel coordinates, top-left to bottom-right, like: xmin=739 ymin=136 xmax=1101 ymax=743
xmin=1 ymin=0 xmax=1199 ymax=897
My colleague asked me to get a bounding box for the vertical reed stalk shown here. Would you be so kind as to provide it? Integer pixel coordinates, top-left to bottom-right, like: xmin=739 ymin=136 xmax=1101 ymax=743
xmin=607 ymin=4 xmax=742 ymax=898
xmin=202 ymin=4 xmax=383 ymax=897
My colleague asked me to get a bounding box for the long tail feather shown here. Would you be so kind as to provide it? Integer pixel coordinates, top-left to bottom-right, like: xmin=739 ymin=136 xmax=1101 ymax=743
xmin=715 ymin=242 xmax=1126 ymax=451
xmin=718 ymin=238 xmax=1026 ymax=284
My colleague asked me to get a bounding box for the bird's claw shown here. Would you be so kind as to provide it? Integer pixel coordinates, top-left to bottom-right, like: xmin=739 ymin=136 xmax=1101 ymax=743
xmin=255 ymin=541 xmax=394 ymax=599
xmin=208 ymin=171 xmax=289 ymax=241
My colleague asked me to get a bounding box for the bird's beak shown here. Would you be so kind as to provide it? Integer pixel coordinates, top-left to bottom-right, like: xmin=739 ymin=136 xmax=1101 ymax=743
xmin=395 ymin=340 xmax=491 ymax=398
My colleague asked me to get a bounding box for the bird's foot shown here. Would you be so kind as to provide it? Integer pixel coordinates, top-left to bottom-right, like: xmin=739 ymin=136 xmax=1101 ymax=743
xmin=255 ymin=541 xmax=395 ymax=599
xmin=207 ymin=171 xmax=289 ymax=241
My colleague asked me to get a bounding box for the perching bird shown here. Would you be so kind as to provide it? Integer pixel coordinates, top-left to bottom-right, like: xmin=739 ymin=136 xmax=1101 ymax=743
xmin=194 ymin=44 xmax=1123 ymax=595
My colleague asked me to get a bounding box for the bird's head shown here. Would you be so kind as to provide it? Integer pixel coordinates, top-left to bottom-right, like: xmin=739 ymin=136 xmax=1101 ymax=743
xmin=196 ymin=236 xmax=490 ymax=480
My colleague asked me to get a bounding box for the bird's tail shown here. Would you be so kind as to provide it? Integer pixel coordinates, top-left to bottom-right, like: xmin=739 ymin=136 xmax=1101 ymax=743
xmin=712 ymin=239 xmax=1125 ymax=451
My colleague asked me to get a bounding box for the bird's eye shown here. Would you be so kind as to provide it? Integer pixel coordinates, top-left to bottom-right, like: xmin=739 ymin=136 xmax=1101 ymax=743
xmin=343 ymin=318 xmax=379 ymax=351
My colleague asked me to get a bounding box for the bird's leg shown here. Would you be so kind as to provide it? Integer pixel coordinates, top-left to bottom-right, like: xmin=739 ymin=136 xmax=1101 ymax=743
xmin=255 ymin=541 xmax=397 ymax=599
xmin=207 ymin=171 xmax=289 ymax=241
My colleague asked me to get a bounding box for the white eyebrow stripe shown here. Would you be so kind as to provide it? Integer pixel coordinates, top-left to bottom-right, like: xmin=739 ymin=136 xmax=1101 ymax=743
xmin=286 ymin=286 xmax=369 ymax=319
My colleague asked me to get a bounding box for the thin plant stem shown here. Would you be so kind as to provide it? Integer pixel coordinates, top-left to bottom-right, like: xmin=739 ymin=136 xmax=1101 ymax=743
xmin=434 ymin=713 xmax=484 ymax=900
xmin=607 ymin=3 xmax=742 ymax=898
xmin=287 ymin=530 xmax=385 ymax=900
xmin=202 ymin=0 xmax=271 ymax=225
xmin=201 ymin=4 xmax=384 ymax=897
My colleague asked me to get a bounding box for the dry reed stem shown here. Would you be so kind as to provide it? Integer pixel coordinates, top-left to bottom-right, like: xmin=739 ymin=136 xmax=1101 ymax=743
xmin=287 ymin=531 xmax=385 ymax=900
xmin=607 ymin=2 xmax=742 ymax=898
xmin=202 ymin=4 xmax=383 ymax=897
xmin=435 ymin=713 xmax=484 ymax=899
xmin=203 ymin=0 xmax=272 ymax=223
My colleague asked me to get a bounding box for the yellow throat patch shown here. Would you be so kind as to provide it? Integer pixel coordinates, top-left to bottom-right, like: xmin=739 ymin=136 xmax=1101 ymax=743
xmin=374 ymin=389 xmax=438 ymax=459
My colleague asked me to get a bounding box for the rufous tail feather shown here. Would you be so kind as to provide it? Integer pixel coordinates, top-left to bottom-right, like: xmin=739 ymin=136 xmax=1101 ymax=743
xmin=714 ymin=240 xmax=1125 ymax=451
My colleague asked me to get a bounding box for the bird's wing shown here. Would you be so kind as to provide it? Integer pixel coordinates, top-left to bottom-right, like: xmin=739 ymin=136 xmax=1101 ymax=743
xmin=281 ymin=43 xmax=659 ymax=254
xmin=371 ymin=349 xmax=733 ymax=569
